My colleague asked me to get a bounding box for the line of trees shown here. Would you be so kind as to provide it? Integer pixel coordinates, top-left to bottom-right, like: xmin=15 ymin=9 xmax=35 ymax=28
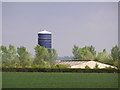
xmin=1 ymin=44 xmax=120 ymax=68
xmin=72 ymin=45 xmax=120 ymax=68
xmin=0 ymin=44 xmax=58 ymax=68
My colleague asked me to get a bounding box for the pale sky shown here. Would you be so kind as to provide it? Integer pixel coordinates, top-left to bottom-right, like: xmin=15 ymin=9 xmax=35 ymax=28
xmin=2 ymin=2 xmax=118 ymax=56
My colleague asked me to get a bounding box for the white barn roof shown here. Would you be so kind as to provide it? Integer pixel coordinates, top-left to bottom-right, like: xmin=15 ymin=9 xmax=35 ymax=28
xmin=57 ymin=60 xmax=117 ymax=69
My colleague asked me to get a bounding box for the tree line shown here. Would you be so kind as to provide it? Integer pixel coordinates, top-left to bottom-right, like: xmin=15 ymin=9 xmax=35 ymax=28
xmin=0 ymin=44 xmax=120 ymax=68
xmin=0 ymin=45 xmax=58 ymax=68
xmin=72 ymin=45 xmax=120 ymax=68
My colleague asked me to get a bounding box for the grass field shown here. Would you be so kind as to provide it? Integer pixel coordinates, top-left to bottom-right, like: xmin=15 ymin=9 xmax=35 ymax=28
xmin=2 ymin=72 xmax=118 ymax=88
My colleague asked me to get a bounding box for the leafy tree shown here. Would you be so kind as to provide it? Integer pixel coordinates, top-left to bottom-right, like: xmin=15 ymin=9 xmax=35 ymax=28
xmin=17 ymin=46 xmax=32 ymax=68
xmin=84 ymin=50 xmax=95 ymax=60
xmin=34 ymin=45 xmax=50 ymax=67
xmin=83 ymin=45 xmax=96 ymax=56
xmin=72 ymin=45 xmax=96 ymax=60
xmin=1 ymin=45 xmax=8 ymax=63
xmin=113 ymin=60 xmax=120 ymax=68
xmin=49 ymin=48 xmax=58 ymax=68
xmin=103 ymin=49 xmax=106 ymax=52
xmin=72 ymin=45 xmax=80 ymax=59
xmin=79 ymin=48 xmax=95 ymax=60
xmin=8 ymin=45 xmax=19 ymax=67
xmin=96 ymin=49 xmax=113 ymax=65
xmin=111 ymin=45 xmax=120 ymax=61
xmin=1 ymin=45 xmax=19 ymax=68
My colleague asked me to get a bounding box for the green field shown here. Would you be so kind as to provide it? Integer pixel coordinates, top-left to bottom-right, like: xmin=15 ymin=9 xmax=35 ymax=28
xmin=2 ymin=72 xmax=118 ymax=88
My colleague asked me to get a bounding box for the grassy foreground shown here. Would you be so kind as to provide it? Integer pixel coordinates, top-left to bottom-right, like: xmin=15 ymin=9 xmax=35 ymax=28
xmin=2 ymin=72 xmax=118 ymax=88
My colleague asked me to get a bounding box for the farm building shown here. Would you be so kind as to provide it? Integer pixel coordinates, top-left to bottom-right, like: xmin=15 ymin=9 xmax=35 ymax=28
xmin=57 ymin=60 xmax=116 ymax=69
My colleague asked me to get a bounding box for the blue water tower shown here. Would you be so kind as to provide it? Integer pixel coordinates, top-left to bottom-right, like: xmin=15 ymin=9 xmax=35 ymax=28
xmin=38 ymin=30 xmax=52 ymax=51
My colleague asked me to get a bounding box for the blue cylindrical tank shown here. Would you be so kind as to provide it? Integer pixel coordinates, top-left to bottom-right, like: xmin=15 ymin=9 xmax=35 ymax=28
xmin=38 ymin=30 xmax=52 ymax=50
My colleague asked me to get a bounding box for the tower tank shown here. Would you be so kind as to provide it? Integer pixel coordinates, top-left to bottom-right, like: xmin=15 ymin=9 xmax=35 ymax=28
xmin=38 ymin=30 xmax=52 ymax=51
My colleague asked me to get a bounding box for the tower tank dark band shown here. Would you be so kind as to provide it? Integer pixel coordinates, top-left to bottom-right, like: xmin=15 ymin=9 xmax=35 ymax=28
xmin=38 ymin=30 xmax=52 ymax=51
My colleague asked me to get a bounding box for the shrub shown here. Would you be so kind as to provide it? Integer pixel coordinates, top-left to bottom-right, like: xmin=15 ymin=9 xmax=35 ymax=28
xmin=94 ymin=63 xmax=99 ymax=69
xmin=2 ymin=68 xmax=119 ymax=73
xmin=85 ymin=65 xmax=91 ymax=69
xmin=102 ymin=66 xmax=116 ymax=70
xmin=55 ymin=64 xmax=69 ymax=69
